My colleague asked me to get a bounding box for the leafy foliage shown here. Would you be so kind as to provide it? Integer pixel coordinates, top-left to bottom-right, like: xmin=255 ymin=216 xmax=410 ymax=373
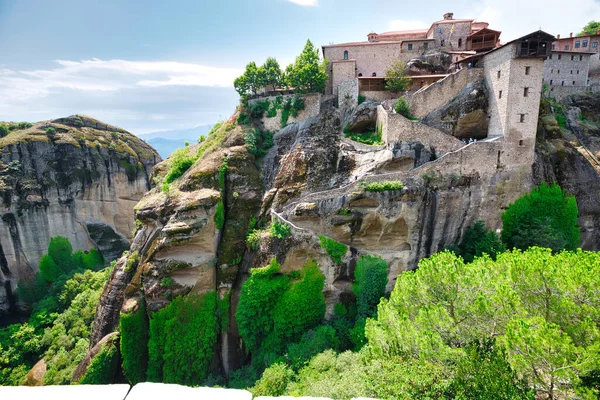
xmin=79 ymin=338 xmax=120 ymax=385
xmin=501 ymin=183 xmax=580 ymax=252
xmin=0 ymin=124 xmax=9 ymax=138
xmin=163 ymin=146 xmax=198 ymax=184
xmin=579 ymin=21 xmax=600 ymax=36
xmin=120 ymin=301 xmax=149 ymax=385
xmin=363 ymin=180 xmax=403 ymax=192
xmin=244 ymin=128 xmax=274 ymax=159
xmin=146 ymin=292 xmax=220 ymax=385
xmin=251 ymin=362 xmax=294 ymax=397
xmin=285 ymin=40 xmax=328 ymax=94
xmin=214 ymin=201 xmax=225 ymax=230
xmin=453 ymin=220 xmax=505 ymax=262
xmin=353 ymin=255 xmax=388 ymax=319
xmin=318 ymin=235 xmax=348 ymax=265
xmin=393 ymin=96 xmax=412 ymax=118
xmin=269 ymin=221 xmax=291 ymax=239
xmin=384 ymin=60 xmax=411 ymax=92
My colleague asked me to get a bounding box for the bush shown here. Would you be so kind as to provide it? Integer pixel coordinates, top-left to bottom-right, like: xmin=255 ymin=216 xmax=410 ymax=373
xmin=345 ymin=129 xmax=383 ymax=146
xmin=455 ymin=220 xmax=505 ymax=263
xmin=214 ymin=201 xmax=225 ymax=230
xmin=501 ymin=183 xmax=579 ymax=252
xmin=270 ymin=221 xmax=291 ymax=239
xmin=164 ymin=147 xmax=198 ymax=184
xmin=251 ymin=363 xmax=294 ymax=397
xmin=358 ymin=94 xmax=366 ymax=105
xmin=318 ymin=235 xmax=347 ymax=265
xmin=353 ymin=255 xmax=388 ymax=318
xmin=393 ymin=97 xmax=412 ymax=118
xmin=45 ymin=127 xmax=56 ymax=134
xmin=363 ymin=180 xmax=403 ymax=192
xmin=245 ymin=129 xmax=274 ymax=159
xmin=120 ymin=301 xmax=149 ymax=385
xmin=287 ymin=325 xmax=339 ymax=370
xmin=146 ymin=293 xmax=220 ymax=386
xmin=17 ymin=122 xmax=32 ymax=129
xmin=384 ymin=59 xmax=411 ymax=93
xmin=246 ymin=229 xmax=263 ymax=251
xmin=0 ymin=124 xmax=9 ymax=138
xmin=79 ymin=339 xmax=120 ymax=384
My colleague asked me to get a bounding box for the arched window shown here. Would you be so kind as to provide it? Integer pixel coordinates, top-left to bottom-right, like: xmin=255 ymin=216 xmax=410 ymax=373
xmin=458 ymin=38 xmax=462 ymax=48
xmin=372 ymin=72 xmax=377 ymax=77
xmin=358 ymin=73 xmax=363 ymax=77
xmin=344 ymin=51 xmax=348 ymax=60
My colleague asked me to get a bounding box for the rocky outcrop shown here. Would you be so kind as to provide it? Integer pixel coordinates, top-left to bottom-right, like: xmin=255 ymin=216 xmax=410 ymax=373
xmin=346 ymin=102 xmax=378 ymax=132
xmin=405 ymin=52 xmax=452 ymax=75
xmin=421 ymin=78 xmax=489 ymax=139
xmin=0 ymin=115 xmax=160 ymax=314
xmin=533 ymin=95 xmax=600 ymax=250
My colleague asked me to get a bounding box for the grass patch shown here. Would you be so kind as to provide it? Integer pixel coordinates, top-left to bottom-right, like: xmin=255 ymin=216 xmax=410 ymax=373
xmin=363 ymin=181 xmax=403 ymax=192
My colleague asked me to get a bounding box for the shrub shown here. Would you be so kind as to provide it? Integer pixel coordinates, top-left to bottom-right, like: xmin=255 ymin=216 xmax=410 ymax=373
xmin=146 ymin=293 xmax=220 ymax=386
xmin=164 ymin=147 xmax=198 ymax=184
xmin=248 ymin=100 xmax=270 ymax=118
xmin=358 ymin=94 xmax=366 ymax=105
xmin=270 ymin=221 xmax=291 ymax=239
xmin=385 ymin=59 xmax=411 ymax=93
xmin=501 ymin=183 xmax=579 ymax=252
xmin=246 ymin=229 xmax=263 ymax=251
xmin=393 ymin=96 xmax=412 ymax=118
xmin=287 ymin=325 xmax=339 ymax=370
xmin=120 ymin=301 xmax=149 ymax=384
xmin=214 ymin=201 xmax=225 ymax=230
xmin=160 ymin=277 xmax=174 ymax=288
xmin=318 ymin=235 xmax=347 ymax=265
xmin=245 ymin=129 xmax=274 ymax=159
xmin=17 ymin=122 xmax=32 ymax=129
xmin=79 ymin=339 xmax=119 ymax=384
xmin=45 ymin=127 xmax=56 ymax=134
xmin=237 ymin=112 xmax=250 ymax=125
xmin=251 ymin=363 xmax=294 ymax=397
xmin=0 ymin=124 xmax=9 ymax=138
xmin=454 ymin=220 xmax=505 ymax=263
xmin=125 ymin=251 xmax=140 ymax=273
xmin=236 ymin=258 xmax=290 ymax=353
xmin=353 ymin=255 xmax=388 ymax=318
xmin=363 ymin=180 xmax=403 ymax=192
xmin=345 ymin=130 xmax=383 ymax=146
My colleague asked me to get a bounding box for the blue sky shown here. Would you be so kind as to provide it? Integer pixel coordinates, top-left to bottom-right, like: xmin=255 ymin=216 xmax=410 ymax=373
xmin=0 ymin=0 xmax=599 ymax=134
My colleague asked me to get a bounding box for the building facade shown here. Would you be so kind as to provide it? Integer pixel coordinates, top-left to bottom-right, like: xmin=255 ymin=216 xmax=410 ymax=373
xmin=322 ymin=13 xmax=502 ymax=96
xmin=543 ymin=51 xmax=591 ymax=89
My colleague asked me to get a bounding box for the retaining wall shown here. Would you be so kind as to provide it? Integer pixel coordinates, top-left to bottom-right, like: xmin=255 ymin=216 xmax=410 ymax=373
xmin=249 ymin=93 xmax=321 ymax=132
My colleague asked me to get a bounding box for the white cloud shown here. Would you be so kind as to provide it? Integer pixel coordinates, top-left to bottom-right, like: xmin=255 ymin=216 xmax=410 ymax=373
xmin=475 ymin=0 xmax=600 ymax=41
xmin=287 ymin=0 xmax=318 ymax=6
xmin=0 ymin=59 xmax=242 ymax=102
xmin=388 ymin=19 xmax=429 ymax=32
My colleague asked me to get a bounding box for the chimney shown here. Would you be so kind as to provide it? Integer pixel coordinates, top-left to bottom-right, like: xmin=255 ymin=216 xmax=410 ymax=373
xmin=557 ymin=34 xmax=561 ymax=39
xmin=443 ymin=12 xmax=454 ymax=20
xmin=570 ymin=32 xmax=573 ymax=38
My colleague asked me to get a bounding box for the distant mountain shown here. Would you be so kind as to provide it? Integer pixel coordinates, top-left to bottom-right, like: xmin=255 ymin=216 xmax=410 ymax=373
xmin=139 ymin=125 xmax=213 ymax=158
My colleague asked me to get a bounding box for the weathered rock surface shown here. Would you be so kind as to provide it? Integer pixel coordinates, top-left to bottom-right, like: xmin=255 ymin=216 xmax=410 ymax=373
xmin=346 ymin=102 xmax=378 ymax=132
xmin=0 ymin=115 xmax=160 ymax=315
xmin=405 ymin=52 xmax=452 ymax=75
xmin=421 ymin=78 xmax=489 ymax=139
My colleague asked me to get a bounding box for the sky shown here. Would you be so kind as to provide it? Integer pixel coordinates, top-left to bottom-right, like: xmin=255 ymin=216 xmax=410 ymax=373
xmin=0 ymin=0 xmax=599 ymax=135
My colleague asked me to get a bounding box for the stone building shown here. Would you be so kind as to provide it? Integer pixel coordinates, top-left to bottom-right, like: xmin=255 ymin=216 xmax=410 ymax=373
xmin=552 ymin=31 xmax=600 ymax=86
xmin=322 ymin=12 xmax=501 ymax=96
xmin=543 ymin=51 xmax=591 ymax=89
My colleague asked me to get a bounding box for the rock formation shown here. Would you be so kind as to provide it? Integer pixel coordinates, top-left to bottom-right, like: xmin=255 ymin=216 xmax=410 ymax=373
xmin=0 ymin=115 xmax=160 ymax=315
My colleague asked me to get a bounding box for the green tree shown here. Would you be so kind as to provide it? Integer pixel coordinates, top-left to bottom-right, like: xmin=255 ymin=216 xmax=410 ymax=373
xmin=0 ymin=124 xmax=9 ymax=138
xmin=353 ymin=255 xmax=388 ymax=318
xmin=234 ymin=61 xmax=264 ymax=96
xmin=455 ymin=220 xmax=505 ymax=262
xmin=262 ymin=57 xmax=283 ymax=89
xmin=501 ymin=183 xmax=580 ymax=252
xmin=47 ymin=236 xmax=75 ymax=273
xmin=286 ymin=40 xmax=328 ymax=94
xmin=384 ymin=59 xmax=411 ymax=92
xmin=579 ymin=21 xmax=600 ymax=36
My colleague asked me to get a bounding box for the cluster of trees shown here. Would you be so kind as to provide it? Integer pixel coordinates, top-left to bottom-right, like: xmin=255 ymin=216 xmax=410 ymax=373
xmin=0 ymin=237 xmax=109 ymax=385
xmin=579 ymin=21 xmax=600 ymax=36
xmin=234 ymin=40 xmax=328 ymax=96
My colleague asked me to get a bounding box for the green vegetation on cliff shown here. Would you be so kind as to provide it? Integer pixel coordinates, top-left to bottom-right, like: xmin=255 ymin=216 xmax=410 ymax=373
xmin=120 ymin=300 xmax=149 ymax=385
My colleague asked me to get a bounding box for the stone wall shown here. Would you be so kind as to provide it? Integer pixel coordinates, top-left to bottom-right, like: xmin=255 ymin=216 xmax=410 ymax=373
xmin=408 ymin=68 xmax=485 ymax=118
xmin=360 ymin=90 xmax=398 ymax=102
xmin=339 ymin=79 xmax=359 ymax=109
xmin=546 ymin=85 xmax=600 ymax=100
xmin=377 ymin=105 xmax=464 ymax=155
xmin=482 ymin=44 xmax=514 ymax=138
xmin=332 ymin=60 xmax=356 ymax=96
xmin=544 ymin=52 xmax=590 ymax=88
xmin=429 ymin=20 xmax=472 ymax=50
xmin=250 ymin=93 xmax=322 ymax=132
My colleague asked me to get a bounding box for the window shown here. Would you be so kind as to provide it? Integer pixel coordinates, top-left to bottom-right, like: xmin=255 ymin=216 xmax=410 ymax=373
xmin=358 ymin=73 xmax=363 ymax=77
xmin=575 ymin=40 xmax=581 ymax=48
xmin=562 ymin=81 xmax=565 ymax=86
xmin=573 ymin=80 xmax=576 ymax=85
xmin=593 ymin=41 xmax=598 ymax=48
xmin=550 ymin=79 xmax=553 ymax=85
xmin=577 ymin=70 xmax=580 ymax=74
xmin=583 ymin=40 xmax=588 ymax=47
xmin=519 ymin=140 xmax=524 ymax=146
xmin=519 ymin=114 xmax=526 ymax=123
xmin=524 ymin=87 xmax=529 ymax=97
xmin=525 ymin=66 xmax=531 ymax=75
xmin=458 ymin=38 xmax=463 ymax=48
xmin=424 ymin=42 xmax=428 ymax=50
xmin=558 ymin=69 xmax=560 ymax=74
xmin=564 ymin=45 xmax=569 ymax=50
xmin=571 ymin=55 xmax=575 ymax=61
xmin=552 ymin=44 xmax=556 ymax=50
xmin=497 ymin=70 xmax=501 ymax=79
xmin=372 ymin=72 xmax=377 ymax=77
xmin=407 ymin=43 xmax=413 ymax=50
xmin=343 ymin=50 xmax=348 ymax=60
xmin=571 ymin=70 xmax=573 ymax=74
xmin=580 ymin=55 xmax=583 ymax=61
xmin=558 ymin=54 xmax=562 ymax=60
xmin=499 ymin=90 xmax=502 ymax=99
xmin=440 ymin=39 xmax=445 ymax=46
xmin=551 ymin=68 xmax=554 ymax=73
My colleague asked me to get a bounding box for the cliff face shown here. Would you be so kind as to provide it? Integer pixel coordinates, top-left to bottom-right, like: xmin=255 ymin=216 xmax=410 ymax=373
xmin=86 ymin=92 xmax=600 ymax=380
xmin=0 ymin=115 xmax=160 ymax=314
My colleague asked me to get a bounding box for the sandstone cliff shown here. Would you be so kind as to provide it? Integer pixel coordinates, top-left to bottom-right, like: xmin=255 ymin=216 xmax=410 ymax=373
xmin=85 ymin=92 xmax=600 ymax=380
xmin=0 ymin=116 xmax=160 ymax=315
